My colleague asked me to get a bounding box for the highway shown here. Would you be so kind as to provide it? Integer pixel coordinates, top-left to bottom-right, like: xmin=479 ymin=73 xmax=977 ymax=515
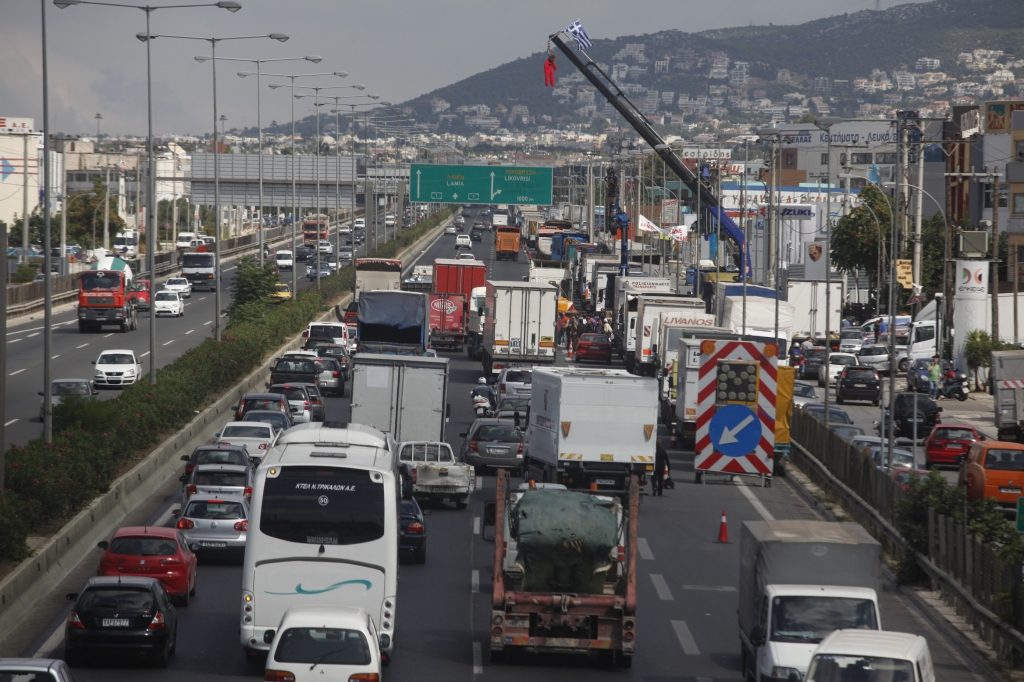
xmin=0 ymin=206 xmax=994 ymax=680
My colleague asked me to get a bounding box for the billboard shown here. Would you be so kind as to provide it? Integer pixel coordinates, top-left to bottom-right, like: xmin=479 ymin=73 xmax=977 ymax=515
xmin=984 ymin=101 xmax=1024 ymax=133
xmin=804 ymin=241 xmax=828 ymax=281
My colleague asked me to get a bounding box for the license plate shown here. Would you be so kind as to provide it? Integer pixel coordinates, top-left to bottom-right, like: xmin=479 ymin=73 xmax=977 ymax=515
xmin=999 ymin=487 xmax=1021 ymax=494
xmin=201 ymin=541 xmax=228 ymax=548
xmin=438 ymin=468 xmax=449 ymax=476
xmin=488 ymin=447 xmax=509 ymax=455
xmin=102 ymin=618 xmax=130 ymax=627
xmin=854 ymin=383 xmax=867 ymax=388
xmin=595 ymin=478 xmax=616 ymax=486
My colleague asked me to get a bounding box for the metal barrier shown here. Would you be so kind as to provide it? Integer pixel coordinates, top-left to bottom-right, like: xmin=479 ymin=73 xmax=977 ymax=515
xmin=791 ymin=409 xmax=1024 ymax=665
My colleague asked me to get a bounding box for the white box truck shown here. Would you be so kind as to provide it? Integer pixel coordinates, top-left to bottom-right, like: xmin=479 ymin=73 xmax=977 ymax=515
xmin=631 ymin=295 xmax=711 ymax=375
xmin=613 ymin=277 xmax=673 ymax=358
xmin=525 ymin=367 xmax=658 ymax=493
xmin=739 ymin=520 xmax=882 ymax=682
xmin=349 ymin=353 xmax=450 ymax=443
xmin=482 ymin=280 xmax=557 ymax=376
xmin=673 ymin=333 xmax=741 ymax=443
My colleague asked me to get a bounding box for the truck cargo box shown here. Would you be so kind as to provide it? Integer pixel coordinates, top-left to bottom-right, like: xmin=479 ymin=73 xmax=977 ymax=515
xmin=350 ymin=353 xmax=450 ymax=443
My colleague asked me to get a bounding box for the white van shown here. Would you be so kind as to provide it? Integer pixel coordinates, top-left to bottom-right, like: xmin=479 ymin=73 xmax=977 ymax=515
xmin=806 ymin=629 xmax=934 ymax=682
xmin=303 ymin=321 xmax=349 ymax=346
xmin=276 ymin=250 xmax=294 ymax=272
xmin=176 ymin=232 xmax=198 ymax=249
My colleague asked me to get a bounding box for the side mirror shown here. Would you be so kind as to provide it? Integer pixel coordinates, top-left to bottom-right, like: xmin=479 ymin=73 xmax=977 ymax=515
xmin=751 ymin=625 xmax=766 ymax=646
xmin=483 ymin=501 xmax=496 ymax=527
xmin=180 ymin=455 xmax=189 ymax=462
xmin=263 ymin=629 xmax=276 ymax=644
xmin=91 ymin=360 xmax=96 ymax=365
xmin=459 ymin=432 xmax=467 ymax=438
xmin=179 ymin=473 xmax=188 ymax=483
xmin=171 ymin=508 xmax=181 ymax=517
xmin=97 ymin=540 xmax=109 ymax=551
xmin=189 ymin=542 xmax=199 ymax=552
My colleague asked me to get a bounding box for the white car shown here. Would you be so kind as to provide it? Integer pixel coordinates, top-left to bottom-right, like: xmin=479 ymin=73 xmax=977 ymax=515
xmin=276 ymin=250 xmax=294 ymax=271
xmin=153 ymin=290 xmax=184 ymax=317
xmin=353 ymin=218 xmax=365 ymax=230
xmin=92 ymin=349 xmax=142 ymax=388
xmin=318 ymin=239 xmax=334 ymax=254
xmin=455 ymin=234 xmax=472 ymax=249
xmin=455 ymin=252 xmax=477 ymax=261
xmin=444 ymin=225 xmax=457 ymax=235
xmin=265 ymin=606 xmax=383 ymax=682
xmin=163 ymin=277 xmax=192 ymax=299
xmin=818 ymin=352 xmax=860 ymax=387
xmin=214 ymin=421 xmax=278 ymax=464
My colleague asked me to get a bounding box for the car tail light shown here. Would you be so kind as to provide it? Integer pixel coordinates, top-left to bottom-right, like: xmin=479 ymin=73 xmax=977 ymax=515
xmin=266 ymin=666 xmax=297 ymax=679
xmin=332 ymin=371 xmax=340 ymax=378
xmin=177 ymin=518 xmax=195 ymax=530
xmin=68 ymin=610 xmax=85 ymax=630
xmin=148 ymin=611 xmax=167 ymax=631
xmin=348 ymin=674 xmax=379 ymax=682
xmin=406 ymin=521 xmax=424 ymax=535
xmin=234 ymin=520 xmax=249 ymax=532
xmin=185 ymin=484 xmax=197 ymax=496
xmin=617 ymin=545 xmax=625 ymax=562
xmin=303 ymin=400 xmax=311 ymax=410
xmin=468 ymin=440 xmax=479 ymax=452
xmin=244 ymin=486 xmax=253 ymax=498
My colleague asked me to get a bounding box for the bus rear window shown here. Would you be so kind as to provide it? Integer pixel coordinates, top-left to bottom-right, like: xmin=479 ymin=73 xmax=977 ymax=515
xmin=260 ymin=467 xmax=384 ymax=545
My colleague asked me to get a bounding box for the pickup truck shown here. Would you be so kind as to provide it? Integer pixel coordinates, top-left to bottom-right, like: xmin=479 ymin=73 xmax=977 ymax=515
xmin=398 ymin=441 xmax=474 ymax=509
xmin=268 ymin=357 xmax=321 ymax=387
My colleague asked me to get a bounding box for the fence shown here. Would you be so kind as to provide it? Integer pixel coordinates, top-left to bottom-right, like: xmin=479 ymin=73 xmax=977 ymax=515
xmin=791 ymin=409 xmax=1024 ymax=665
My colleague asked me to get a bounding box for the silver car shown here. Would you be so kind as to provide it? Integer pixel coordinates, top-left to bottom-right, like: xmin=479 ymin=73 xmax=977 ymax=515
xmin=180 ymin=463 xmax=253 ymax=509
xmin=176 ymin=492 xmax=249 ymax=555
xmin=495 ymin=367 xmax=532 ymax=400
xmin=460 ymin=418 xmax=525 ymax=471
xmin=0 ymin=658 xmax=75 ymax=681
xmin=39 ymin=378 xmax=97 ymax=420
xmin=857 ymin=345 xmax=892 ymax=374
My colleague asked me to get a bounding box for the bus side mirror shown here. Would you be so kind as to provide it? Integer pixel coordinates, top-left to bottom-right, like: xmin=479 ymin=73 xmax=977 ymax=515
xmin=483 ymin=501 xmax=496 ymax=527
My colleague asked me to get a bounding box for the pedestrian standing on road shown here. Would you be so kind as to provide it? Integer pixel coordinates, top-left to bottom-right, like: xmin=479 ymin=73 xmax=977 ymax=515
xmin=603 ymin=317 xmax=613 ymax=337
xmin=653 ymin=441 xmax=669 ymax=496
xmin=928 ymin=355 xmax=942 ymax=399
xmin=568 ymin=315 xmax=580 ymax=351
xmin=556 ymin=313 xmax=566 ymax=346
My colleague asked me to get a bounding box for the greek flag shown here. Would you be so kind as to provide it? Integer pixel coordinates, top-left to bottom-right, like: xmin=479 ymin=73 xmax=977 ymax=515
xmin=566 ymin=19 xmax=593 ymax=51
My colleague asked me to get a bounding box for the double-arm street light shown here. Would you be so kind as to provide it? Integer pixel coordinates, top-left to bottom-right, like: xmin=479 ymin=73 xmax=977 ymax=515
xmin=56 ymin=0 xmax=242 ymax=384
xmin=139 ymin=31 xmax=290 ymax=342
xmin=206 ymin=54 xmax=322 ymax=265
xmin=322 ymin=94 xmax=379 ymax=258
xmin=260 ymin=71 xmax=347 ymax=298
xmin=337 ymin=100 xmax=388 ymax=254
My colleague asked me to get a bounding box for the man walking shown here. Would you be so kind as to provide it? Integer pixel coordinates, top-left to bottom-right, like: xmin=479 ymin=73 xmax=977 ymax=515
xmin=653 ymin=440 xmax=669 ymax=496
xmin=928 ymin=355 xmax=942 ymax=399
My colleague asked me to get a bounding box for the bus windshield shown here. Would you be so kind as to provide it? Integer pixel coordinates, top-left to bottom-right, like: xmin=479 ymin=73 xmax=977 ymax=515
xmin=259 ymin=466 xmax=384 ymax=546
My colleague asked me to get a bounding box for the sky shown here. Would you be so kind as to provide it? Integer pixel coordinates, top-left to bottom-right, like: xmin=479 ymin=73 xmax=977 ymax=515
xmin=2 ymin=0 xmax=927 ymax=137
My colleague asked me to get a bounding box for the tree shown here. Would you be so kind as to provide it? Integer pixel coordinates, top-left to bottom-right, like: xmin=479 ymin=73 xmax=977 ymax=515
xmin=919 ymin=213 xmax=945 ymax=298
xmin=55 ymin=178 xmax=126 ymax=248
xmin=829 ymin=184 xmax=893 ymax=287
xmin=228 ymin=256 xmax=278 ymax=317
xmin=963 ymin=329 xmax=994 ymax=391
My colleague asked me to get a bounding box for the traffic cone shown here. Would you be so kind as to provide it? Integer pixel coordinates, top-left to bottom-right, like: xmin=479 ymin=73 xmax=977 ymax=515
xmin=716 ymin=510 xmax=730 ymax=544
xmin=566 ymin=340 xmax=574 ymax=360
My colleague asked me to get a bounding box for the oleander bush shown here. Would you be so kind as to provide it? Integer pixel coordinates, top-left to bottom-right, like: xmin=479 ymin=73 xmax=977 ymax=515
xmin=0 ymin=209 xmax=451 ymax=562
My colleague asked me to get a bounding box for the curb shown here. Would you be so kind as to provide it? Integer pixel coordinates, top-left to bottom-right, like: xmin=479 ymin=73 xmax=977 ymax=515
xmin=0 ymin=216 xmax=449 ymax=647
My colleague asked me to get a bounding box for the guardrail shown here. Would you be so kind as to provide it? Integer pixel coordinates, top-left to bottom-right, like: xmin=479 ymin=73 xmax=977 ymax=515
xmin=790 ymin=411 xmax=1024 ymax=665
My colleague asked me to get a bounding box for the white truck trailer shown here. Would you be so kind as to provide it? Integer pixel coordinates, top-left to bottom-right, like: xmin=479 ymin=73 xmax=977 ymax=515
xmin=525 ymin=367 xmax=658 ymax=493
xmin=631 ymin=295 xmax=710 ymax=375
xmin=481 ymin=280 xmax=558 ymax=377
xmin=349 ymin=353 xmax=450 ymax=443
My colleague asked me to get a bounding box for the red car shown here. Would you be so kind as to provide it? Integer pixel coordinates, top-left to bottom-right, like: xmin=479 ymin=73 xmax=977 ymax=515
xmin=126 ymin=278 xmax=151 ymax=310
xmin=96 ymin=526 xmax=197 ymax=606
xmin=575 ymin=333 xmax=612 ymax=364
xmin=925 ymin=423 xmax=984 ymax=468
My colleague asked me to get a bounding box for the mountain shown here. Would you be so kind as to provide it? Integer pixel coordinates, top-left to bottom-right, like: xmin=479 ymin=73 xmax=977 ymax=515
xmin=396 ymin=0 xmax=1024 ymax=132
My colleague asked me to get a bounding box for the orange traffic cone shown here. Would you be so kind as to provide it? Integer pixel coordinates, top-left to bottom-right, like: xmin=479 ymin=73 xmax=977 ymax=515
xmin=566 ymin=340 xmax=575 ymax=360
xmin=716 ymin=510 xmax=730 ymax=544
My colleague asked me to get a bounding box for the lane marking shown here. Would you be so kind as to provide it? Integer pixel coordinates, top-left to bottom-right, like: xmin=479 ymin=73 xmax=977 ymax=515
xmin=4 ymin=419 xmax=18 ymax=427
xmin=737 ymin=481 xmax=775 ymax=521
xmin=140 ymin=351 xmax=151 ymax=358
xmin=9 ymin=338 xmax=21 ymax=344
xmin=26 ymin=332 xmax=39 ymax=338
xmin=203 ymin=321 xmax=213 ymax=326
xmin=473 ymin=516 xmax=481 ymax=536
xmin=198 ymin=296 xmax=208 ymax=301
xmin=680 ymin=584 xmax=737 ymax=592
xmin=637 ymin=537 xmax=654 ymax=561
xmin=472 ymin=641 xmax=483 ymax=675
xmin=51 ymin=354 xmax=60 ymax=360
xmin=475 ymin=475 xmax=483 ymax=489
xmin=185 ymin=329 xmax=195 ymax=335
xmin=163 ymin=340 xmax=175 ymax=346
xmin=9 ymin=369 xmax=26 ymax=376
xmin=471 ymin=569 xmax=479 ymax=594
xmin=103 ymin=333 xmax=113 ymax=338
xmin=650 ymin=573 xmax=674 ymax=601
xmin=671 ymin=619 xmax=701 ymax=655
xmin=76 ymin=343 xmax=89 ymax=349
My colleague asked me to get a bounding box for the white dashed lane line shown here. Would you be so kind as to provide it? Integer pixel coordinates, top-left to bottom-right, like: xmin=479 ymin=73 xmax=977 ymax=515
xmin=76 ymin=343 xmax=89 ymax=349
xmin=671 ymin=620 xmax=701 ymax=656
xmin=4 ymin=419 xmax=18 ymax=427
xmin=650 ymin=574 xmax=675 ymax=601
xmin=9 ymin=369 xmax=25 ymax=376
xmin=637 ymin=537 xmax=654 ymax=561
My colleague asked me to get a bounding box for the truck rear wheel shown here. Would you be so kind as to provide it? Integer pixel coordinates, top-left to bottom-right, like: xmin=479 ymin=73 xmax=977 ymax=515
xmin=78 ymin=320 xmax=88 ymax=333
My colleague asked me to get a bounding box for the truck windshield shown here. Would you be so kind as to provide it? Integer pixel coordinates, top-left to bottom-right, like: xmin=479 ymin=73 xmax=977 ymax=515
xmin=80 ymin=272 xmax=121 ymax=291
xmin=806 ymin=654 xmax=914 ymax=682
xmin=182 ymin=253 xmax=215 ymax=268
xmin=770 ymin=596 xmax=877 ymax=643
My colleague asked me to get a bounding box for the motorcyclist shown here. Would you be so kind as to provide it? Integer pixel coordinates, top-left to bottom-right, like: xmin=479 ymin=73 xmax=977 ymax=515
xmin=471 ymin=377 xmax=495 ymax=408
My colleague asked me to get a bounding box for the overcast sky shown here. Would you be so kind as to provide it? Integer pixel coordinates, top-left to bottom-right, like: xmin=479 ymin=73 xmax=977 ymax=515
xmin=4 ymin=0 xmax=924 ymax=137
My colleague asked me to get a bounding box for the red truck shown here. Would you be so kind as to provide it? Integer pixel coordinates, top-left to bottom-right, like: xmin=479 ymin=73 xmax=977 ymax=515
xmin=428 ymin=293 xmax=466 ymax=349
xmin=77 ymin=268 xmax=138 ymax=333
xmin=431 ymin=259 xmax=487 ymax=351
xmin=484 ymin=470 xmax=639 ymax=667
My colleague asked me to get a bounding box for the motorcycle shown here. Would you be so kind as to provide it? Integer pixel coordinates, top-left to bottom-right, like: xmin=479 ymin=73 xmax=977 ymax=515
xmin=938 ymin=371 xmax=969 ymax=402
xmin=471 ymin=384 xmax=495 ymax=417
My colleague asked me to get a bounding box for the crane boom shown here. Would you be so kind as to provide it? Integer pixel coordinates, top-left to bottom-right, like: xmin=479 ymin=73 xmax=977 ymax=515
xmin=549 ymin=32 xmax=750 ymax=276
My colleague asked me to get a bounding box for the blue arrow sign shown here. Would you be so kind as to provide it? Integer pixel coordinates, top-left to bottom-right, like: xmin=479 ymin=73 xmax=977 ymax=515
xmin=709 ymin=404 xmax=761 ymax=457
xmin=0 ymin=158 xmax=13 ymax=182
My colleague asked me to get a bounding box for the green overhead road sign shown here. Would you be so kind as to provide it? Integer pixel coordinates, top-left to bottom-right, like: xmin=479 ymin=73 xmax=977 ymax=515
xmin=410 ymin=164 xmax=553 ymax=206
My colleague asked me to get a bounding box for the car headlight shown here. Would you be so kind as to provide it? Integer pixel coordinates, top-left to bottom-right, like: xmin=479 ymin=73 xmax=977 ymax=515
xmin=770 ymin=666 xmax=804 ymax=681
xmin=94 ymin=371 xmax=104 ymax=378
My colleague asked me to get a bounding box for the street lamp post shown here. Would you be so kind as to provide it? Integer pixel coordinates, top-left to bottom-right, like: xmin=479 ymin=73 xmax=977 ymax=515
xmin=55 ymin=0 xmax=243 ymax=383
xmin=338 ymin=100 xmax=385 ymax=257
xmin=215 ymin=55 xmax=322 ymax=266
xmin=321 ymin=93 xmax=376 ymax=257
xmin=141 ymin=31 xmax=290 ymax=342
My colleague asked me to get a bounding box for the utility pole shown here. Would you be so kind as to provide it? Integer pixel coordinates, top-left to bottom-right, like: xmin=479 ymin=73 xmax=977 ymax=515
xmin=992 ymin=171 xmax=1001 ymax=345
xmin=913 ymin=140 xmax=924 ymax=295
xmin=22 ymin=133 xmax=30 ymax=265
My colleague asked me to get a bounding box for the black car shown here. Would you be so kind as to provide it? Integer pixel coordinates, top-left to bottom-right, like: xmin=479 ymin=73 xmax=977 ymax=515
xmin=836 ymin=366 xmax=881 ymax=405
xmin=294 ymin=243 xmax=315 ymax=262
xmin=400 ymin=497 xmax=427 ymax=564
xmin=469 ymin=228 xmax=483 ymax=242
xmin=802 ymin=404 xmax=853 ymax=424
xmin=798 ymin=347 xmax=828 ymax=380
xmin=881 ymin=392 xmax=941 ymax=439
xmin=268 ymin=357 xmax=321 ymax=387
xmin=65 ymin=576 xmax=178 ymax=667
